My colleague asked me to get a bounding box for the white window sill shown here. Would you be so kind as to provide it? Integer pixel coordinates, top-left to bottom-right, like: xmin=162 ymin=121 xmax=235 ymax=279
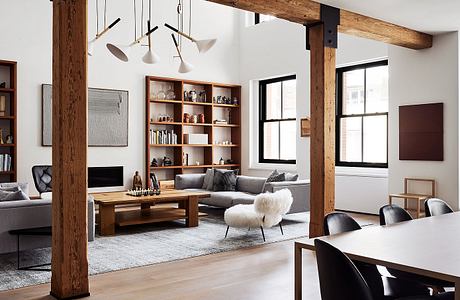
xmin=335 ymin=166 xmax=388 ymax=178
xmin=249 ymin=162 xmax=297 ymax=172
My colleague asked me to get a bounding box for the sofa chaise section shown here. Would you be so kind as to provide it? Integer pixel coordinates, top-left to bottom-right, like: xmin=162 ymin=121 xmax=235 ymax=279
xmin=0 ymin=196 xmax=95 ymax=254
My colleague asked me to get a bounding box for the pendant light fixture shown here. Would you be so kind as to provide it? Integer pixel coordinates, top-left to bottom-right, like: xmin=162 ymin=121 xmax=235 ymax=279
xmin=107 ymin=0 xmax=159 ymax=62
xmin=107 ymin=25 xmax=159 ymax=62
xmin=165 ymin=23 xmax=217 ymax=54
xmin=89 ymin=0 xmax=121 ymax=56
xmin=171 ymin=34 xmax=194 ymax=73
xmin=142 ymin=21 xmax=160 ymax=64
xmin=142 ymin=0 xmax=160 ymax=64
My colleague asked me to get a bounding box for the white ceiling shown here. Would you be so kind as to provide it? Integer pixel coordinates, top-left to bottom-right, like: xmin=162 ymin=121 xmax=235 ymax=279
xmin=315 ymin=0 xmax=460 ymax=34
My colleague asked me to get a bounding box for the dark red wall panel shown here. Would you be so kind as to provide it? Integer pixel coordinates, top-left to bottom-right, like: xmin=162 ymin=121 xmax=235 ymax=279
xmin=399 ymin=103 xmax=443 ymax=161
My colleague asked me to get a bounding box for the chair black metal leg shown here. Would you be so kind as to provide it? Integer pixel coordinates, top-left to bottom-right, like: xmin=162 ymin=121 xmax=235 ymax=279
xmin=17 ymin=235 xmax=20 ymax=270
xmin=260 ymin=226 xmax=266 ymax=242
xmin=225 ymin=226 xmax=229 ymax=238
xmin=279 ymin=222 xmax=284 ymax=235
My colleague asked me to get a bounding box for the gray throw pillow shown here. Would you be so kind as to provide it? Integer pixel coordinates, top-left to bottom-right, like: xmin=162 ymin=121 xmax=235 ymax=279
xmin=285 ymin=173 xmax=299 ymax=181
xmin=0 ymin=189 xmax=30 ymax=202
xmin=202 ymin=169 xmax=215 ymax=190
xmin=213 ymin=169 xmax=239 ymax=191
xmin=263 ymin=170 xmax=286 ymax=192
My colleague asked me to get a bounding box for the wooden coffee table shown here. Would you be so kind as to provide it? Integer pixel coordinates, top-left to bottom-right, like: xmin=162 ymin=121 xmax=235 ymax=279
xmin=92 ymin=190 xmax=210 ymax=236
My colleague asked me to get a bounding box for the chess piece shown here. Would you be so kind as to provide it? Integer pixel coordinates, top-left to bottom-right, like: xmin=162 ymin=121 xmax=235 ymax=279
xmin=132 ymin=171 xmax=142 ymax=190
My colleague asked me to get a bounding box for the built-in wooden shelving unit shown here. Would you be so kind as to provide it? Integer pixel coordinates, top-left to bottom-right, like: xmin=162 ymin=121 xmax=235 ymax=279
xmin=0 ymin=60 xmax=17 ymax=182
xmin=146 ymin=76 xmax=241 ymax=181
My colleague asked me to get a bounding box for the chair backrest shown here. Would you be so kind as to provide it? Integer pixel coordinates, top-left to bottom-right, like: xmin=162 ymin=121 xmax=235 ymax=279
xmin=425 ymin=198 xmax=454 ymax=217
xmin=324 ymin=212 xmax=361 ymax=235
xmin=254 ymin=189 xmax=293 ymax=216
xmin=32 ymin=165 xmax=52 ymax=194
xmin=315 ymin=239 xmax=374 ymax=300
xmin=379 ymin=204 xmax=412 ymax=225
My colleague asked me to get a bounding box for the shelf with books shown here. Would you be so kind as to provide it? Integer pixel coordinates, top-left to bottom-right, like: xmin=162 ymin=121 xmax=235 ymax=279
xmin=146 ymin=76 xmax=240 ymax=182
xmin=0 ymin=60 xmax=17 ymax=183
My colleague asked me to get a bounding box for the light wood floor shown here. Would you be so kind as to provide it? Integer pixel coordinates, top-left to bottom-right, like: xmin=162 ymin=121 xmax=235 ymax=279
xmin=0 ymin=213 xmax=378 ymax=300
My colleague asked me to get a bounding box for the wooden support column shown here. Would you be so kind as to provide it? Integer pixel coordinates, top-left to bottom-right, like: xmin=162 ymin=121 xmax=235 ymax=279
xmin=51 ymin=0 xmax=89 ymax=299
xmin=309 ymin=24 xmax=336 ymax=238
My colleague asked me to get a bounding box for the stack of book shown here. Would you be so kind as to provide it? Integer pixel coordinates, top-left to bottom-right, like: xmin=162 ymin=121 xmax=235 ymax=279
xmin=150 ymin=130 xmax=178 ymax=145
xmin=0 ymin=154 xmax=12 ymax=171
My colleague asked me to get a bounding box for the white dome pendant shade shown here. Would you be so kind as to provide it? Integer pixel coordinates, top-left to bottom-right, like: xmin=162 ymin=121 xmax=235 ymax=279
xmin=171 ymin=34 xmax=194 ymax=73
xmin=88 ymin=18 xmax=121 ymax=57
xmin=179 ymin=60 xmax=194 ymax=73
xmin=142 ymin=49 xmax=161 ymax=64
xmin=164 ymin=23 xmax=217 ymax=54
xmin=107 ymin=25 xmax=159 ymax=63
xmin=106 ymin=43 xmax=131 ymax=62
xmin=194 ymin=38 xmax=217 ymax=54
xmin=142 ymin=20 xmax=161 ymax=64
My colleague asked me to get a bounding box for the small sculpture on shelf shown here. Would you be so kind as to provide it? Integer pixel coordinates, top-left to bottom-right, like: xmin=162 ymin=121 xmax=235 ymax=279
xmin=163 ymin=156 xmax=172 ymax=166
xmin=5 ymin=135 xmax=12 ymax=144
xmin=151 ymin=158 xmax=158 ymax=167
xmin=0 ymin=82 xmax=5 ymax=88
xmin=198 ymin=113 xmax=205 ymax=123
xmin=132 ymin=171 xmax=143 ymax=190
xmin=219 ymin=157 xmax=225 ymax=165
xmin=232 ymin=97 xmax=238 ymax=105
xmin=0 ymin=129 xmax=4 ymax=144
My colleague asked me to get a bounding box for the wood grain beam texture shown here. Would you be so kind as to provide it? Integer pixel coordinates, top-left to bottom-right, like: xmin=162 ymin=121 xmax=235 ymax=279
xmin=308 ymin=24 xmax=336 ymax=238
xmin=52 ymin=0 xmax=89 ymax=299
xmin=206 ymin=0 xmax=432 ymax=49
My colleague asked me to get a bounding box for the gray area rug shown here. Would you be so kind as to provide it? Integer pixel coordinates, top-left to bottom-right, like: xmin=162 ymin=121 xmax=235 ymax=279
xmin=0 ymin=206 xmax=310 ymax=291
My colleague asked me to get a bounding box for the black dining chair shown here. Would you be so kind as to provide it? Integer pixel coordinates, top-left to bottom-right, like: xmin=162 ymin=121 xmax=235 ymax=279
xmin=379 ymin=204 xmax=412 ymax=226
xmin=425 ymin=198 xmax=454 ymax=217
xmin=324 ymin=212 xmax=429 ymax=300
xmin=314 ymin=239 xmax=454 ymax=300
xmin=379 ymin=204 xmax=454 ymax=291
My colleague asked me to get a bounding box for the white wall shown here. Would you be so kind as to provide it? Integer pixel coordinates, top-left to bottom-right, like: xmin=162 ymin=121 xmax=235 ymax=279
xmin=388 ymin=32 xmax=459 ymax=210
xmin=0 ymin=0 xmax=240 ymax=195
xmin=239 ymin=16 xmax=390 ymax=214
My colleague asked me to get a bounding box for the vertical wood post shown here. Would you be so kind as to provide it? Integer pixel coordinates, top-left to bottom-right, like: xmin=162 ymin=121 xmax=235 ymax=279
xmin=309 ymin=24 xmax=336 ymax=238
xmin=51 ymin=0 xmax=89 ymax=298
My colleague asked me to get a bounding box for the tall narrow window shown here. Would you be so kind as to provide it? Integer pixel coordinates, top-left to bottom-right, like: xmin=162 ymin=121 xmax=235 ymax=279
xmin=336 ymin=60 xmax=388 ymax=168
xmin=259 ymin=75 xmax=296 ymax=164
xmin=255 ymin=13 xmax=276 ymax=24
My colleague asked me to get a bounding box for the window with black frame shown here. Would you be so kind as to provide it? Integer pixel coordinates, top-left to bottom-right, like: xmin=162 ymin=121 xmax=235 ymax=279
xmin=259 ymin=75 xmax=296 ymax=164
xmin=336 ymin=60 xmax=388 ymax=168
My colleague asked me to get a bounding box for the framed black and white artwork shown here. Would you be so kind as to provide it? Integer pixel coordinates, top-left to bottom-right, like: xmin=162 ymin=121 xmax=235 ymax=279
xmin=42 ymin=84 xmax=129 ymax=147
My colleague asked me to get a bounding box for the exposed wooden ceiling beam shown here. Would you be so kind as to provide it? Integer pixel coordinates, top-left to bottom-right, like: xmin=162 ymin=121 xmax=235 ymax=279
xmin=207 ymin=0 xmax=432 ymax=49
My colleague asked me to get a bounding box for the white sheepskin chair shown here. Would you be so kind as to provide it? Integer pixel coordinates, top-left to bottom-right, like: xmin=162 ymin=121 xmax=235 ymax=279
xmin=224 ymin=189 xmax=293 ymax=241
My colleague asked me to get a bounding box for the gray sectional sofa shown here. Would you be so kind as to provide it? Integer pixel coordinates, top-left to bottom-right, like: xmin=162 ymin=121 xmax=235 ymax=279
xmin=0 ymin=187 xmax=95 ymax=254
xmin=175 ymin=173 xmax=310 ymax=213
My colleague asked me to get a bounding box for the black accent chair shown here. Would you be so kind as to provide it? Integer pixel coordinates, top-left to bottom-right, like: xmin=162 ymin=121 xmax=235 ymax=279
xmin=324 ymin=212 xmax=429 ymax=300
xmin=379 ymin=204 xmax=412 ymax=226
xmin=379 ymin=205 xmax=454 ymax=291
xmin=32 ymin=165 xmax=52 ymax=195
xmin=314 ymin=239 xmax=454 ymax=300
xmin=425 ymin=198 xmax=454 ymax=217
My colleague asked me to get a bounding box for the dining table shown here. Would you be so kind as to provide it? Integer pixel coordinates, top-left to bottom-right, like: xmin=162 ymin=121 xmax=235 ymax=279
xmin=295 ymin=211 xmax=460 ymax=300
